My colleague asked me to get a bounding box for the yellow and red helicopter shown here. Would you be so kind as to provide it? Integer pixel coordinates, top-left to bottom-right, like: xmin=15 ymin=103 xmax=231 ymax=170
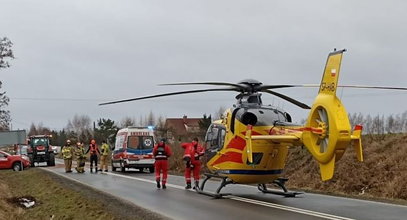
xmin=100 ymin=49 xmax=407 ymax=197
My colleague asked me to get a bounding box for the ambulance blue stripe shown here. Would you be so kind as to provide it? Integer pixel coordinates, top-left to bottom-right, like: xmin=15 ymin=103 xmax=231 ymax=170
xmin=127 ymin=148 xmax=153 ymax=154
xmin=218 ymin=169 xmax=283 ymax=175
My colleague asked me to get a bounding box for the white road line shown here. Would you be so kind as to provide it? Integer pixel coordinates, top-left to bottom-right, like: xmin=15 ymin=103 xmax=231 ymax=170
xmin=105 ymin=172 xmax=354 ymax=220
xmin=229 ymin=196 xmax=354 ymax=220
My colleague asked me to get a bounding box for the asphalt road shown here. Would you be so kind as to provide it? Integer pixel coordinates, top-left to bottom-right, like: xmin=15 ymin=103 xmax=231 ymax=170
xmin=42 ymin=161 xmax=407 ymax=220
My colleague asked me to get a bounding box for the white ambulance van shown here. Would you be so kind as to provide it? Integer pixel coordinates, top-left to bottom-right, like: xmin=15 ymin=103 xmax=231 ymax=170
xmin=111 ymin=126 xmax=155 ymax=173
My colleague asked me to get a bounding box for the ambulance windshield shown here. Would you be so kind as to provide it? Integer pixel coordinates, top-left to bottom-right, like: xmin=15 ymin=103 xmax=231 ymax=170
xmin=127 ymin=136 xmax=154 ymax=150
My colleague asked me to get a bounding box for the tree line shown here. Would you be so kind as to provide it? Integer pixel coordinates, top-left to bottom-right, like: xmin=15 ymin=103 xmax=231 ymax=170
xmin=27 ymin=113 xmax=213 ymax=146
xmin=348 ymin=112 xmax=407 ymax=139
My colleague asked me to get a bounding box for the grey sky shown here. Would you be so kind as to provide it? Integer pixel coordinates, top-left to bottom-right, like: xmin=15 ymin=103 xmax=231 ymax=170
xmin=1 ymin=0 xmax=407 ymax=130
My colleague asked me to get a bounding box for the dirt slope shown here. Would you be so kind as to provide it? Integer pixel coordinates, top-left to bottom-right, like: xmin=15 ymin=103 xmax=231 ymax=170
xmin=283 ymin=134 xmax=407 ymax=202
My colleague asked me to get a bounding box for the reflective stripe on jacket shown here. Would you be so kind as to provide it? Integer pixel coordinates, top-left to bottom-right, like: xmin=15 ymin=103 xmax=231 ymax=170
xmin=62 ymin=146 xmax=73 ymax=159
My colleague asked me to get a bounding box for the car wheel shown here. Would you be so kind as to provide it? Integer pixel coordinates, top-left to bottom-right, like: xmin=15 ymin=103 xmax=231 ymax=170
xmin=13 ymin=162 xmax=22 ymax=171
xmin=47 ymin=153 xmax=56 ymax=166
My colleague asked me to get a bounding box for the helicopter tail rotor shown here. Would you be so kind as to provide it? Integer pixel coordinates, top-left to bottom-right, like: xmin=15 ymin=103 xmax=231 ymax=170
xmin=302 ymin=49 xmax=363 ymax=181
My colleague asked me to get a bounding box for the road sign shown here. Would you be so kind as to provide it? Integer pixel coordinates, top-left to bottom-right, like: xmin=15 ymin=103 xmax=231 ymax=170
xmin=0 ymin=130 xmax=27 ymax=146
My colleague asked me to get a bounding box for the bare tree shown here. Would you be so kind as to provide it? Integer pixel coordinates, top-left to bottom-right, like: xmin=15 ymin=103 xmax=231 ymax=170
xmin=0 ymin=37 xmax=14 ymax=69
xmin=28 ymin=122 xmax=51 ymax=135
xmin=385 ymin=114 xmax=395 ymax=134
xmin=0 ymin=37 xmax=14 ymax=130
xmin=120 ymin=116 xmax=136 ymax=128
xmin=147 ymin=111 xmax=155 ymax=126
xmin=0 ymin=82 xmax=10 ymax=131
xmin=66 ymin=114 xmax=93 ymax=141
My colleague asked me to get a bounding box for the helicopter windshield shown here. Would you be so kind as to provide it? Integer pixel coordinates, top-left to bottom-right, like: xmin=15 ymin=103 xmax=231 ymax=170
xmin=205 ymin=124 xmax=226 ymax=152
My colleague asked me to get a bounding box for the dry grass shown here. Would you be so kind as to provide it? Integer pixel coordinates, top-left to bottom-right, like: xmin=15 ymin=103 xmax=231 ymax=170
xmin=284 ymin=133 xmax=407 ymax=202
xmin=0 ymin=169 xmax=164 ymax=220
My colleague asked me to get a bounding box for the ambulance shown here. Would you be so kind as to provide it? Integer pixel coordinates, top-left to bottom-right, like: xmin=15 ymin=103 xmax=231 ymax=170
xmin=111 ymin=126 xmax=155 ymax=173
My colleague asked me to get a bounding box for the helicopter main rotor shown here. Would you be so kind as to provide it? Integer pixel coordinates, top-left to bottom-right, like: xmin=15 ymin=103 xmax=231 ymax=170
xmin=100 ymin=79 xmax=312 ymax=109
xmin=99 ymin=79 xmax=407 ymax=109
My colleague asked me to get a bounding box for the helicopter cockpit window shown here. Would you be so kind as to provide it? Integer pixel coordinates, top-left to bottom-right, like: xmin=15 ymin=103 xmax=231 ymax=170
xmin=205 ymin=124 xmax=226 ymax=152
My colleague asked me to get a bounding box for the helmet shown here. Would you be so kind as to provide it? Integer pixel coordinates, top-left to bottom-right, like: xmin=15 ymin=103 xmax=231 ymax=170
xmin=66 ymin=140 xmax=71 ymax=144
xmin=160 ymin=138 xmax=166 ymax=143
xmin=91 ymin=139 xmax=96 ymax=144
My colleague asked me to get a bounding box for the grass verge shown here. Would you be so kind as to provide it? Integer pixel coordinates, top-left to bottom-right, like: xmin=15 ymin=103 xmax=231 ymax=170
xmin=0 ymin=169 xmax=167 ymax=220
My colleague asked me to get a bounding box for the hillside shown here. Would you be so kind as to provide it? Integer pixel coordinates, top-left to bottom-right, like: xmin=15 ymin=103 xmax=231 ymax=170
xmin=283 ymin=134 xmax=407 ymax=202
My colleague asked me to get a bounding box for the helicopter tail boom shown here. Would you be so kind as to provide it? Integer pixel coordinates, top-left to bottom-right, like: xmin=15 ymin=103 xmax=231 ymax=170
xmin=302 ymin=49 xmax=363 ymax=181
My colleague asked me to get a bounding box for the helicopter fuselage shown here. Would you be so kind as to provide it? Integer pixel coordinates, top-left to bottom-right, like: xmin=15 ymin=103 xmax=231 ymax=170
xmin=205 ymin=105 xmax=303 ymax=184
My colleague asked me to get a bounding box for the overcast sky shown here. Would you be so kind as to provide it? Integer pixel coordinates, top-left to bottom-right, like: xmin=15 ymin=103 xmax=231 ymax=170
xmin=1 ymin=0 xmax=407 ymax=130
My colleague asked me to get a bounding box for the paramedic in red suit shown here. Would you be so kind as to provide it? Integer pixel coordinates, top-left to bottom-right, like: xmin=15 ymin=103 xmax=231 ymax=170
xmin=153 ymin=138 xmax=172 ymax=189
xmin=182 ymin=137 xmax=205 ymax=190
xmin=85 ymin=139 xmax=100 ymax=173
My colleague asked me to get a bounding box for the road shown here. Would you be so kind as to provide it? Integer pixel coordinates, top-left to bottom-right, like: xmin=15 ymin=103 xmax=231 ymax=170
xmin=42 ymin=161 xmax=407 ymax=220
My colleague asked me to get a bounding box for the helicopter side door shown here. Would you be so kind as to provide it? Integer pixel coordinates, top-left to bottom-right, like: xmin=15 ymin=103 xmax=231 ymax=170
xmin=205 ymin=124 xmax=226 ymax=161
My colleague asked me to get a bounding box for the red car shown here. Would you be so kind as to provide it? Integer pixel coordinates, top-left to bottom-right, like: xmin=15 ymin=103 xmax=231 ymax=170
xmin=0 ymin=150 xmax=31 ymax=171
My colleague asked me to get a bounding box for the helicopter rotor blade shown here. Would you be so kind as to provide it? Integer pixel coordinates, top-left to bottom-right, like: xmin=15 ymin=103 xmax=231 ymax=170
xmin=99 ymin=88 xmax=238 ymax=106
xmin=263 ymin=90 xmax=311 ymax=109
xmin=258 ymin=85 xmax=304 ymax=90
xmin=159 ymin=82 xmax=248 ymax=90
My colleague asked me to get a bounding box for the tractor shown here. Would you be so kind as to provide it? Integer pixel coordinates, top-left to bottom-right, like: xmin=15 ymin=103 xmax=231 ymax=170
xmin=27 ymin=135 xmax=55 ymax=167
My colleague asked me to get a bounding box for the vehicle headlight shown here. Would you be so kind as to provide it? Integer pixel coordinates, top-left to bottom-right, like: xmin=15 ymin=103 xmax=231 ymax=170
xmin=22 ymin=155 xmax=29 ymax=161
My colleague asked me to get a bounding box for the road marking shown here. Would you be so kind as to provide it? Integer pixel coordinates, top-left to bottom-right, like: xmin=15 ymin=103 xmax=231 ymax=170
xmin=229 ymin=196 xmax=354 ymax=220
xmin=105 ymin=172 xmax=354 ymax=220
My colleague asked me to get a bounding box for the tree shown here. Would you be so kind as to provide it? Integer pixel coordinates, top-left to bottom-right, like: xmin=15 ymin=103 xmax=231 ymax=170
xmin=155 ymin=115 xmax=168 ymax=139
xmin=0 ymin=37 xmax=14 ymax=69
xmin=147 ymin=111 xmax=155 ymax=126
xmin=28 ymin=122 xmax=51 ymax=136
xmin=198 ymin=114 xmax=212 ymax=139
xmin=94 ymin=118 xmax=119 ymax=144
xmin=66 ymin=114 xmax=93 ymax=142
xmin=120 ymin=116 xmax=136 ymax=128
xmin=0 ymin=82 xmax=10 ymax=130
xmin=0 ymin=37 xmax=14 ymax=130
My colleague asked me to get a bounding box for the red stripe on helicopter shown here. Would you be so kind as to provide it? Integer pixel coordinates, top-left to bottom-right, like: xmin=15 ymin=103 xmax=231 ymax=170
xmin=211 ymin=151 xmax=243 ymax=166
xmin=225 ymin=136 xmax=246 ymax=151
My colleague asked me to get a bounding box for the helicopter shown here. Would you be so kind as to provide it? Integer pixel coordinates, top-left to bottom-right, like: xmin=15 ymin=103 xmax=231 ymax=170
xmin=100 ymin=49 xmax=407 ymax=198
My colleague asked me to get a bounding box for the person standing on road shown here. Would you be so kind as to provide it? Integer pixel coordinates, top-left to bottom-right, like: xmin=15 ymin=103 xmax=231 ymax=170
xmin=86 ymin=139 xmax=100 ymax=173
xmin=99 ymin=140 xmax=110 ymax=172
xmin=75 ymin=141 xmax=86 ymax=173
xmin=153 ymin=138 xmax=172 ymax=189
xmin=181 ymin=137 xmax=205 ymax=190
xmin=61 ymin=139 xmax=74 ymax=173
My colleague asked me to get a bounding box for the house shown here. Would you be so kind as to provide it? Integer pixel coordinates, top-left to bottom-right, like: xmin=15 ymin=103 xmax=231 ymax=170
xmin=165 ymin=115 xmax=201 ymax=141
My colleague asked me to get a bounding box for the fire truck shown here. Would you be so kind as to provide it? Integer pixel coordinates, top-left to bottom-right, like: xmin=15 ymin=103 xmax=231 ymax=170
xmin=27 ymin=135 xmax=55 ymax=166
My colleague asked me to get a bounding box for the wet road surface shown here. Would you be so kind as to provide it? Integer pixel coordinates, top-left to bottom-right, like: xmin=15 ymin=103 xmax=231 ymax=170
xmin=42 ymin=161 xmax=407 ymax=220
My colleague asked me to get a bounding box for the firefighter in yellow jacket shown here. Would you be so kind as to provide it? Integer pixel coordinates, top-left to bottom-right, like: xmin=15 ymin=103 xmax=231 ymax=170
xmin=99 ymin=140 xmax=110 ymax=172
xmin=75 ymin=141 xmax=86 ymax=173
xmin=61 ymin=139 xmax=74 ymax=173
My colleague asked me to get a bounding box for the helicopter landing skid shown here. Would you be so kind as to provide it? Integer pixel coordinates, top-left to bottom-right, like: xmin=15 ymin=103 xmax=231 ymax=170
xmin=197 ymin=173 xmax=233 ymax=199
xmin=257 ymin=178 xmax=302 ymax=197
